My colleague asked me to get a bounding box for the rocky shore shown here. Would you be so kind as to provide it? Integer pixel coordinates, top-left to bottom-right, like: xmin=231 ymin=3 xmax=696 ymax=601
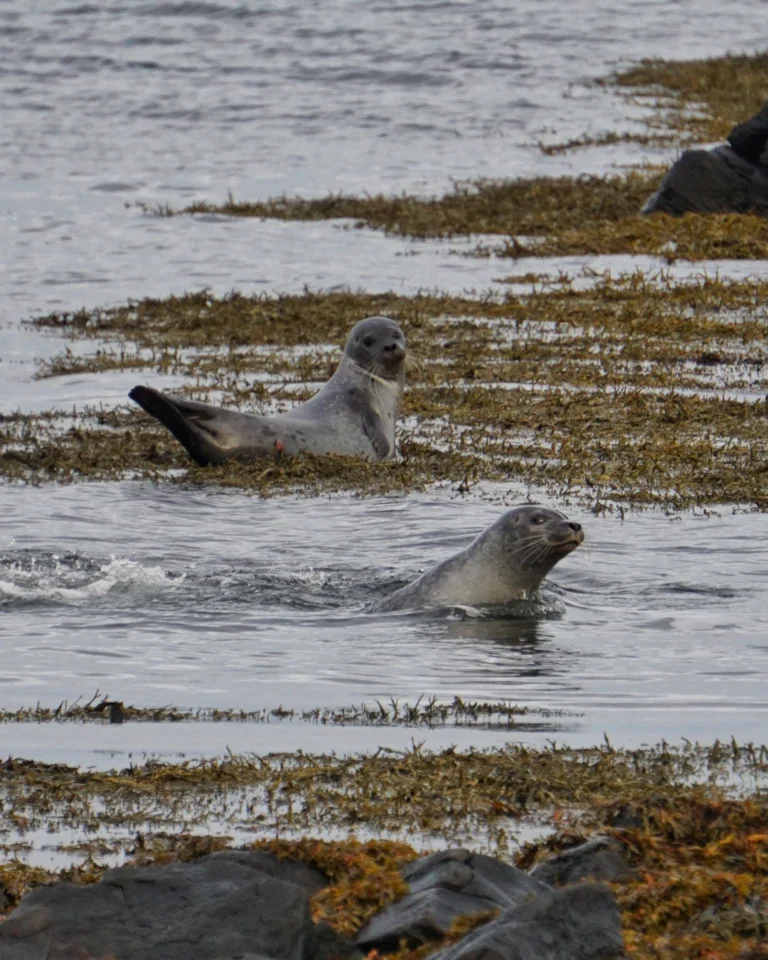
xmin=1 ymin=840 xmax=630 ymax=960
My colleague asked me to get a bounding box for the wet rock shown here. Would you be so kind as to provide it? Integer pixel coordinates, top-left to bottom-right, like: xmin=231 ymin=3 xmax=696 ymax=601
xmin=308 ymin=921 xmax=365 ymax=960
xmin=728 ymin=101 xmax=768 ymax=166
xmin=356 ymin=887 xmax=501 ymax=952
xmin=606 ymin=805 xmax=645 ymax=831
xmin=642 ymin=101 xmax=768 ymax=217
xmin=641 ymin=145 xmax=768 ymax=216
xmin=0 ymin=852 xmax=346 ymax=960
xmin=403 ymin=848 xmax=551 ymax=905
xmin=529 ymin=836 xmax=632 ymax=887
xmin=205 ymin=848 xmax=329 ymax=896
xmin=356 ymin=848 xmax=550 ymax=952
xmin=431 ymin=882 xmax=625 ymax=960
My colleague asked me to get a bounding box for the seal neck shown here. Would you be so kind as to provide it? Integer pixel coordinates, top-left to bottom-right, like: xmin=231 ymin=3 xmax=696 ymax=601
xmin=344 ymin=358 xmax=400 ymax=392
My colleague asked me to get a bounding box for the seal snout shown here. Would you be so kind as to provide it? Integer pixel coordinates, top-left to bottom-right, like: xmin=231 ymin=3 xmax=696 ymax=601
xmin=552 ymin=520 xmax=584 ymax=554
xmin=383 ymin=340 xmax=407 ymax=362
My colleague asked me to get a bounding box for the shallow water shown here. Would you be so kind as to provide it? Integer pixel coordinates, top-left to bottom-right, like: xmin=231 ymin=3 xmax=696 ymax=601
xmin=3 ymin=1 xmax=768 ymax=769
xmin=2 ymin=481 xmax=768 ymax=758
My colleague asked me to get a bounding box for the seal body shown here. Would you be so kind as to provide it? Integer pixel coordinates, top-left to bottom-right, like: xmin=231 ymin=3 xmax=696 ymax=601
xmin=372 ymin=505 xmax=583 ymax=612
xmin=129 ymin=316 xmax=406 ymax=466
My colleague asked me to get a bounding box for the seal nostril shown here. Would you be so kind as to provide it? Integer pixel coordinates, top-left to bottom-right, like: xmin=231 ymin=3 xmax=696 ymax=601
xmin=568 ymin=522 xmax=582 ymax=532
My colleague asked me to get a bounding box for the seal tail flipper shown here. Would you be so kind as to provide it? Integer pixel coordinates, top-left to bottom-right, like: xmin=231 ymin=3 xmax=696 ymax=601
xmin=129 ymin=386 xmax=227 ymax=467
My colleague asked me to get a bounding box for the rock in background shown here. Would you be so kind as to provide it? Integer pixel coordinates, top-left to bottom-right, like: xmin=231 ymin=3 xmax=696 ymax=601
xmin=642 ymin=101 xmax=768 ymax=216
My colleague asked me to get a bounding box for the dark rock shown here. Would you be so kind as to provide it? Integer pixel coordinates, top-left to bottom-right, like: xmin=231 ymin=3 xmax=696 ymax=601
xmin=0 ymin=854 xmax=321 ymax=960
xmin=355 ymin=887 xmax=500 ymax=952
xmin=606 ymin=805 xmax=645 ymax=831
xmin=431 ymin=882 xmax=625 ymax=960
xmin=356 ymin=849 xmax=550 ymax=952
xmin=205 ymin=848 xmax=329 ymax=896
xmin=401 ymin=847 xmax=472 ymax=881
xmin=728 ymin=101 xmax=768 ymax=165
xmin=529 ymin=837 xmax=632 ymax=887
xmin=641 ymin=145 xmax=768 ymax=216
xmin=407 ymin=849 xmax=549 ymax=908
xmin=308 ymin=921 xmax=365 ymax=960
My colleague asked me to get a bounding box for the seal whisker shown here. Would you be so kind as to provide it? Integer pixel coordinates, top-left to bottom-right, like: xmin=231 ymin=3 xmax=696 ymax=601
xmin=405 ymin=354 xmax=423 ymax=375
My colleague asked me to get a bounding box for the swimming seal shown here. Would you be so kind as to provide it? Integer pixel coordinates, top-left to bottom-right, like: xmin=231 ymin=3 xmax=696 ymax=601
xmin=129 ymin=316 xmax=406 ymax=466
xmin=371 ymin=505 xmax=583 ymax=612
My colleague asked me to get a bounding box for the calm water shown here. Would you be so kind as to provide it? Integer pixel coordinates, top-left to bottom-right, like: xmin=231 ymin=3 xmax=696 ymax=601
xmin=2 ymin=1 xmax=768 ymax=764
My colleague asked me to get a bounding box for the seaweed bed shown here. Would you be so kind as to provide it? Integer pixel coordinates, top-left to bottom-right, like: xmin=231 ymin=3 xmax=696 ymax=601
xmin=134 ymin=51 xmax=768 ymax=260
xmin=2 ymin=735 xmax=768 ymax=959
xmin=0 ymin=694 xmax=540 ymax=727
xmin=5 ymin=272 xmax=768 ymax=511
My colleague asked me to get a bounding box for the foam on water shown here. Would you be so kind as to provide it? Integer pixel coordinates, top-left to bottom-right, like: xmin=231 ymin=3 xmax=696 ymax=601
xmin=0 ymin=554 xmax=183 ymax=607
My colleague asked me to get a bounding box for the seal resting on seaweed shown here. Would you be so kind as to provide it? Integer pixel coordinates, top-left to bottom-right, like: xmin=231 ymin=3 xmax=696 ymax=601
xmin=371 ymin=505 xmax=583 ymax=613
xmin=129 ymin=316 xmax=406 ymax=466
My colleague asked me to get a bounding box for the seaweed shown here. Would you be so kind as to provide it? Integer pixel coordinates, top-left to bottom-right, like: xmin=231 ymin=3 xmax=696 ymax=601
xmin=6 ymin=274 xmax=768 ymax=511
xmin=129 ymin=50 xmax=768 ymax=258
xmin=3 ymin=738 xmax=768 ymax=958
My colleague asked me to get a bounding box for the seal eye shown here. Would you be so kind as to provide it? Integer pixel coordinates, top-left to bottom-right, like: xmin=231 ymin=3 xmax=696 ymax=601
xmin=531 ymin=515 xmax=546 ymax=525
xmin=363 ymin=336 xmax=375 ymax=348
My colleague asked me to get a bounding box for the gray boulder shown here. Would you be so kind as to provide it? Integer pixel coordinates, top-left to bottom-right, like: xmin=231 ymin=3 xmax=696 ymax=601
xmin=728 ymin=101 xmax=768 ymax=165
xmin=356 ymin=848 xmax=551 ymax=952
xmin=430 ymin=882 xmax=625 ymax=960
xmin=356 ymin=887 xmax=502 ymax=952
xmin=0 ymin=851 xmax=360 ymax=960
xmin=641 ymin=145 xmax=768 ymax=216
xmin=642 ymin=101 xmax=768 ymax=216
xmin=529 ymin=837 xmax=632 ymax=887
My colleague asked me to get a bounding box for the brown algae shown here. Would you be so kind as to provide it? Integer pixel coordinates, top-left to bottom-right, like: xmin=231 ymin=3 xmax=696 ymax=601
xmin=5 ymin=275 xmax=768 ymax=511
xmin=137 ymin=172 xmax=768 ymax=261
xmin=3 ymin=738 xmax=768 ymax=958
xmin=603 ymin=50 xmax=768 ymax=145
xmin=134 ymin=50 xmax=768 ymax=258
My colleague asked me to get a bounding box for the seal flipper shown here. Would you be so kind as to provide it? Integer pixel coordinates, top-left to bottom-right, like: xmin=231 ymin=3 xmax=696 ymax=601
xmin=361 ymin=409 xmax=391 ymax=460
xmin=129 ymin=386 xmax=228 ymax=467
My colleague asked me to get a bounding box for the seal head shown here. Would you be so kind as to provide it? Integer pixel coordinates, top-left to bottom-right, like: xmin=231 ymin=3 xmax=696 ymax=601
xmin=342 ymin=316 xmax=407 ymax=383
xmin=371 ymin=505 xmax=584 ymax=612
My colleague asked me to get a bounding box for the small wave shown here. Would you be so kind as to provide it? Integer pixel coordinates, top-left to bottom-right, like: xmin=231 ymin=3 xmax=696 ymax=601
xmin=0 ymin=552 xmax=182 ymax=608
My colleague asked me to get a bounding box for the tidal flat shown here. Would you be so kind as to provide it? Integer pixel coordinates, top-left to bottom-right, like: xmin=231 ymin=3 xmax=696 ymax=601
xmin=141 ymin=51 xmax=768 ymax=260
